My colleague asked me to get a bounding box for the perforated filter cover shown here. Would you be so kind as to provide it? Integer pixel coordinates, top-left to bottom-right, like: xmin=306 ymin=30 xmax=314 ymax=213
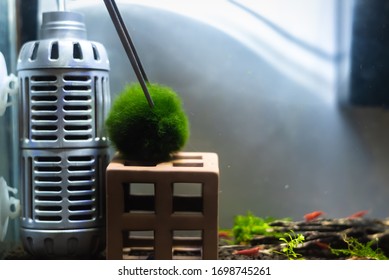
xmin=17 ymin=12 xmax=109 ymax=71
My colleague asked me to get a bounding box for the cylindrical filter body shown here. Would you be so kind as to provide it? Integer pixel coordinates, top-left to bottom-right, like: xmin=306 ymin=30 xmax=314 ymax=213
xmin=17 ymin=11 xmax=110 ymax=258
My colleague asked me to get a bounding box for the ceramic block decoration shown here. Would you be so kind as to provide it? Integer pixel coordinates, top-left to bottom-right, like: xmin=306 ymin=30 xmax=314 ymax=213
xmin=105 ymin=152 xmax=219 ymax=260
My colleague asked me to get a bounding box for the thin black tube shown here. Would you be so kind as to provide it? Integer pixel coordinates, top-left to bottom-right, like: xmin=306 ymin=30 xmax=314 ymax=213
xmin=103 ymin=0 xmax=154 ymax=108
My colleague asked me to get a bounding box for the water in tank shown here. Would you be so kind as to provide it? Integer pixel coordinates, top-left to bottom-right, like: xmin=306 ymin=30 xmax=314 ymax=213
xmin=58 ymin=0 xmax=389 ymax=225
xmin=2 ymin=0 xmax=389 ymax=259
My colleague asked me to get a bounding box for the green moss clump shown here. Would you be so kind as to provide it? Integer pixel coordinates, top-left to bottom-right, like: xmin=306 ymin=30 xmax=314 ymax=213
xmin=232 ymin=211 xmax=288 ymax=244
xmin=105 ymin=83 xmax=190 ymax=161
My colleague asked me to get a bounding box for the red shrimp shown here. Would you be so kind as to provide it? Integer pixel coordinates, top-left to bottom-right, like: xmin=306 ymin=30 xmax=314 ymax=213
xmin=232 ymin=246 xmax=263 ymax=256
xmin=304 ymin=211 xmax=325 ymax=222
xmin=347 ymin=210 xmax=369 ymax=219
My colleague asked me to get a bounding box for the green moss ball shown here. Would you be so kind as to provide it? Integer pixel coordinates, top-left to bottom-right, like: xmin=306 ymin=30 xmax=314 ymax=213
xmin=105 ymin=83 xmax=190 ymax=161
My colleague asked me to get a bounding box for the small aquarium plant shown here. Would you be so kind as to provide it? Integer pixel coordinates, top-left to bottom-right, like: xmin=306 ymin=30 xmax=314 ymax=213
xmin=276 ymin=231 xmax=305 ymax=260
xmin=330 ymin=235 xmax=388 ymax=260
xmin=105 ymin=83 xmax=190 ymax=161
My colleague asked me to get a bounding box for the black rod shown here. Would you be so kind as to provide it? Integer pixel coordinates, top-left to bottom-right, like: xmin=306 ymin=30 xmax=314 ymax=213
xmin=103 ymin=0 xmax=154 ymax=108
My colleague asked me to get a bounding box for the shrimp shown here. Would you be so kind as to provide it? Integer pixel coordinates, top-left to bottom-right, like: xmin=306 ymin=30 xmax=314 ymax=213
xmin=304 ymin=211 xmax=325 ymax=222
xmin=347 ymin=210 xmax=369 ymax=219
xmin=232 ymin=246 xmax=262 ymax=256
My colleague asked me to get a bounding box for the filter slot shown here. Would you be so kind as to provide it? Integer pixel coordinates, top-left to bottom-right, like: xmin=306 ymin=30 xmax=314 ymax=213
xmin=63 ymin=75 xmax=90 ymax=82
xmin=36 ymin=205 xmax=62 ymax=212
xmin=32 ymin=115 xmax=58 ymax=121
xmin=92 ymin=44 xmax=100 ymax=60
xmin=31 ymin=95 xmax=57 ymax=102
xmin=25 ymin=157 xmax=33 ymax=219
xmin=31 ymin=85 xmax=58 ymax=92
xmin=94 ymin=76 xmax=100 ymax=139
xmin=34 ymin=156 xmax=61 ymax=163
xmin=36 ymin=216 xmax=62 ymax=222
xmin=35 ymin=186 xmax=62 ymax=192
xmin=68 ymin=195 xmax=93 ymax=202
xmin=24 ymin=77 xmax=30 ymax=140
xmin=64 ymin=115 xmax=91 ymax=121
xmin=36 ymin=195 xmax=62 ymax=202
xmin=63 ymin=105 xmax=91 ymax=111
xmin=64 ymin=125 xmax=91 ymax=131
xmin=30 ymin=42 xmax=39 ymax=60
xmin=68 ymin=185 xmax=93 ymax=192
xmin=32 ymin=125 xmax=58 ymax=131
xmin=31 ymin=75 xmax=57 ymax=82
xmin=68 ymin=175 xmax=93 ymax=182
xmin=69 ymin=205 xmax=93 ymax=211
xmin=32 ymin=135 xmax=58 ymax=141
xmin=69 ymin=214 xmax=94 ymax=221
xmin=34 ymin=166 xmax=61 ymax=173
xmin=50 ymin=41 xmax=59 ymax=60
xmin=32 ymin=105 xmax=57 ymax=111
xmin=64 ymin=95 xmax=91 ymax=101
xmin=64 ymin=134 xmax=92 ymax=141
xmin=68 ymin=165 xmax=93 ymax=172
xmin=35 ymin=176 xmax=62 ymax=183
xmin=68 ymin=156 xmax=94 ymax=162
xmin=64 ymin=85 xmax=90 ymax=91
xmin=72 ymin=42 xmax=83 ymax=60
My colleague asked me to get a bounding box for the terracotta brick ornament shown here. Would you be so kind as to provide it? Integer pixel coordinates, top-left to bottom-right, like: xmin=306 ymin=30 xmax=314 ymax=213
xmin=105 ymin=152 xmax=219 ymax=259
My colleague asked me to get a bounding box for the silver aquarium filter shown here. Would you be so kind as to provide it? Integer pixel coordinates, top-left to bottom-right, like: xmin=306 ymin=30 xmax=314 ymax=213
xmin=17 ymin=11 xmax=110 ymax=258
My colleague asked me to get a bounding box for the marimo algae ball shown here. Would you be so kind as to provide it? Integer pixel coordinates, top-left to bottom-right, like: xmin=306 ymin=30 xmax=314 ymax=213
xmin=105 ymin=83 xmax=190 ymax=162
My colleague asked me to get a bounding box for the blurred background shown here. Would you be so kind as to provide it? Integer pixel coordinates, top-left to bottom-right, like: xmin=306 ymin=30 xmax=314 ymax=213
xmin=1 ymin=0 xmax=389 ymax=246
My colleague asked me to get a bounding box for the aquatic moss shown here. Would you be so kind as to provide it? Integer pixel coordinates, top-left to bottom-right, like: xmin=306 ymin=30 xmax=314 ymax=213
xmin=232 ymin=211 xmax=287 ymax=244
xmin=330 ymin=235 xmax=388 ymax=260
xmin=105 ymin=83 xmax=190 ymax=161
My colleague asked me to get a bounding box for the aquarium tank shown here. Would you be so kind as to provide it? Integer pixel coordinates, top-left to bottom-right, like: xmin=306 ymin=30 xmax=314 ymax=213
xmin=1 ymin=0 xmax=389 ymax=259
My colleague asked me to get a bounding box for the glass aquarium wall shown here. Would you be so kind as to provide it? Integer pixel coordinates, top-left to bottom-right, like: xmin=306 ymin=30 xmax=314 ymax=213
xmin=18 ymin=0 xmax=389 ymax=230
xmin=0 ymin=0 xmax=19 ymax=259
xmin=37 ymin=0 xmax=389 ymax=228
